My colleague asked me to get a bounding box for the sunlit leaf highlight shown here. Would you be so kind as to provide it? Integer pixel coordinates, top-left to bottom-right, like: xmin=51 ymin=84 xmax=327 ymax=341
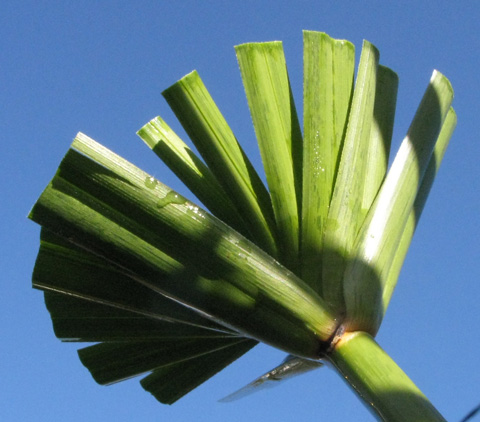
xmin=29 ymin=31 xmax=456 ymax=420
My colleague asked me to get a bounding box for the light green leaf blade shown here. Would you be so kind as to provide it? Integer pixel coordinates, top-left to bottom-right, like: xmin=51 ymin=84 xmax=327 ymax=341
xmin=235 ymin=41 xmax=303 ymax=272
xmin=381 ymin=107 xmax=457 ymax=313
xmin=321 ymin=41 xmax=380 ymax=310
xmin=301 ymin=31 xmax=355 ymax=292
xmin=360 ymin=65 xmax=398 ymax=218
xmin=162 ymin=71 xmax=277 ymax=256
xmin=343 ymin=71 xmax=454 ymax=334
xmin=137 ymin=117 xmax=251 ymax=237
xmin=29 ymin=133 xmax=338 ymax=358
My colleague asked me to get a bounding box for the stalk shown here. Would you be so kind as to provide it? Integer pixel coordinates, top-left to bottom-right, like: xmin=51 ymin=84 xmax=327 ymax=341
xmin=329 ymin=331 xmax=446 ymax=422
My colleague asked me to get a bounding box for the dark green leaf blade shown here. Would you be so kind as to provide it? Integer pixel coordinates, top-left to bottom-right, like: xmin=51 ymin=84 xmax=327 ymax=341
xmin=140 ymin=339 xmax=257 ymax=404
xmin=78 ymin=337 xmax=250 ymax=385
xmin=35 ymin=229 xmax=228 ymax=332
xmin=44 ymin=292 xmax=237 ymax=341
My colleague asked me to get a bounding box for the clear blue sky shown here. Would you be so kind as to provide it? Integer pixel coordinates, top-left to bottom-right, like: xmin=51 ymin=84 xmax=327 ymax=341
xmin=2 ymin=1 xmax=479 ymax=421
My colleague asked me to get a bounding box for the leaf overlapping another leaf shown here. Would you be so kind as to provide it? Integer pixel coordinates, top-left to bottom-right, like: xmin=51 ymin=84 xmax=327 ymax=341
xmin=29 ymin=30 xmax=456 ymax=415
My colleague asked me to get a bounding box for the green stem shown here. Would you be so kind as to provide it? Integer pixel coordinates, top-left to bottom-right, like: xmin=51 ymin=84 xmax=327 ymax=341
xmin=329 ymin=331 xmax=446 ymax=422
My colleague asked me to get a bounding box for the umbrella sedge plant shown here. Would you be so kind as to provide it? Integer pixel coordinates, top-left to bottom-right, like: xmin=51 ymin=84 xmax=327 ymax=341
xmin=29 ymin=31 xmax=456 ymax=421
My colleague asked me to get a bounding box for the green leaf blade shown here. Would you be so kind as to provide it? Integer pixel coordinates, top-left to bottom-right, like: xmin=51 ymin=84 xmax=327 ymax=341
xmin=162 ymin=71 xmax=277 ymax=256
xmin=141 ymin=339 xmax=257 ymax=404
xmin=360 ymin=65 xmax=398 ymax=216
xmin=34 ymin=229 xmax=230 ymax=333
xmin=29 ymin=133 xmax=338 ymax=359
xmin=321 ymin=40 xmax=380 ymax=310
xmin=381 ymin=107 xmax=457 ymax=313
xmin=137 ymin=117 xmax=251 ymax=237
xmin=78 ymin=338 xmax=249 ymax=385
xmin=301 ymin=31 xmax=355 ymax=292
xmin=343 ymin=71 xmax=454 ymax=334
xmin=235 ymin=42 xmax=303 ymax=272
xmin=44 ymin=293 xmax=235 ymax=342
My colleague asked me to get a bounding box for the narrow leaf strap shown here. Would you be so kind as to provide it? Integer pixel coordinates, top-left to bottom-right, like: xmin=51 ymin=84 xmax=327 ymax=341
xmin=301 ymin=31 xmax=355 ymax=292
xmin=236 ymin=41 xmax=303 ymax=272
